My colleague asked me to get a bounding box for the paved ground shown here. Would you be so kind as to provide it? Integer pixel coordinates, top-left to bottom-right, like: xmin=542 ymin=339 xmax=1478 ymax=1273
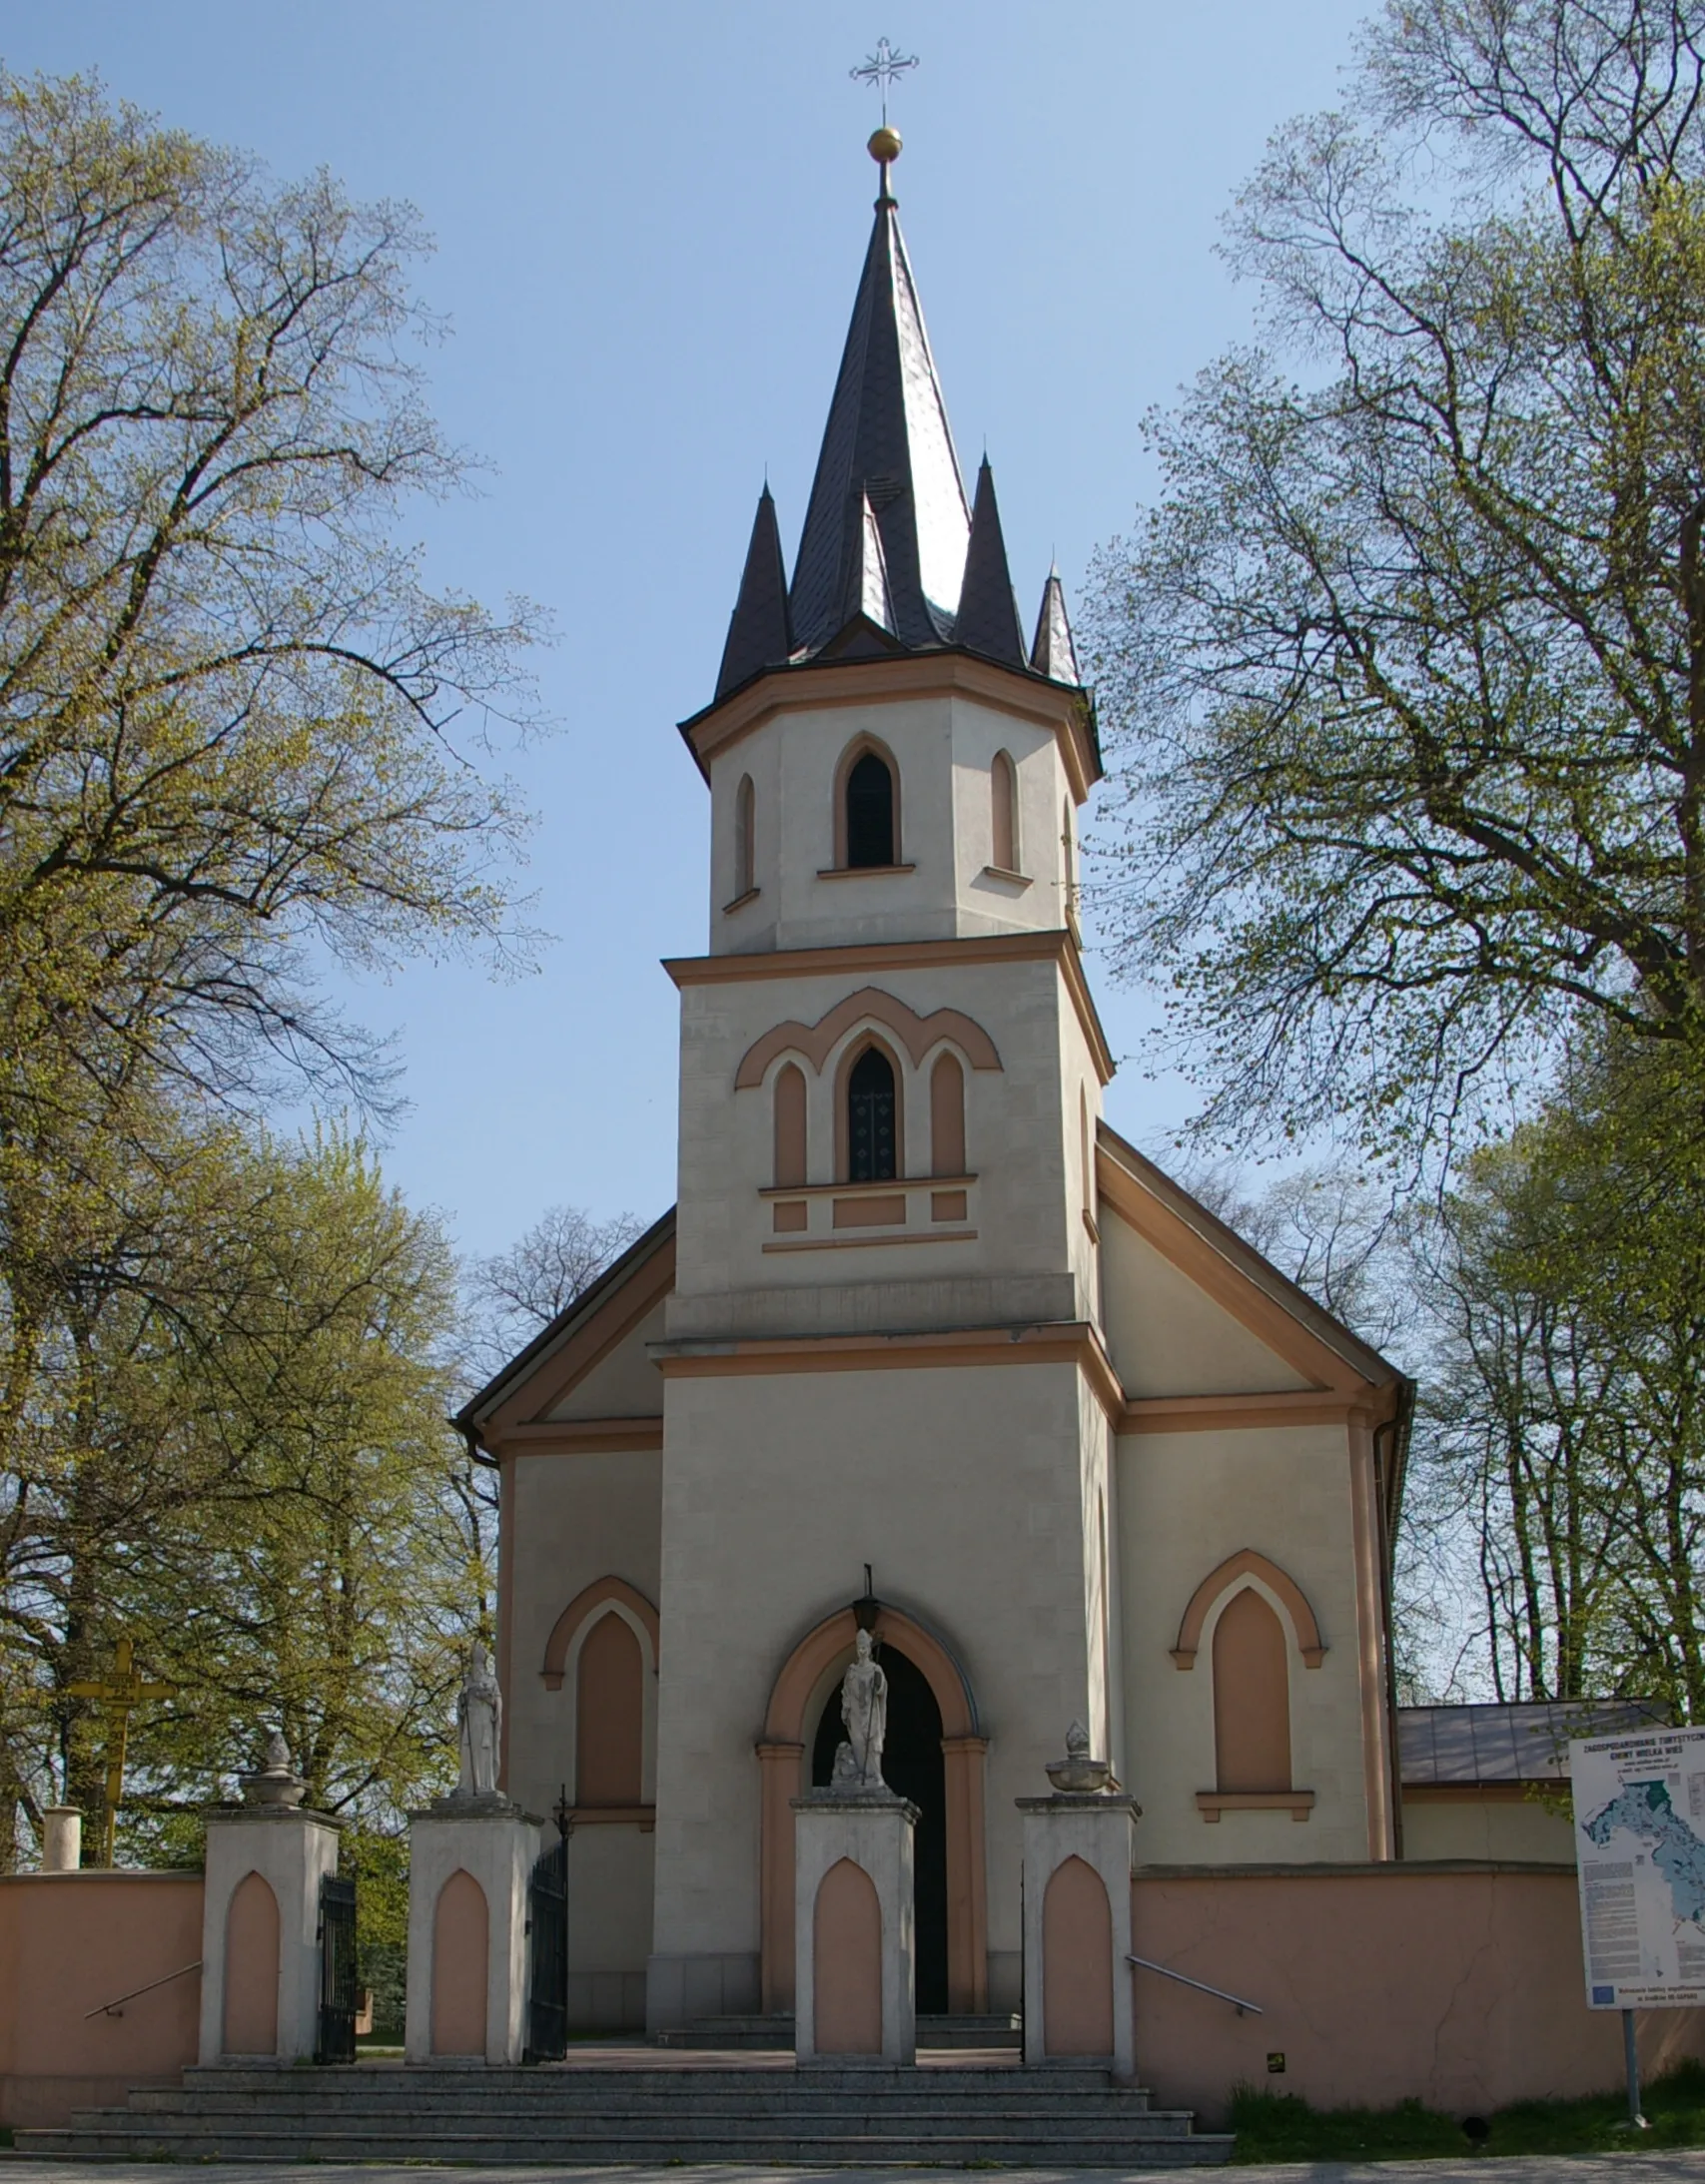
xmin=10 ymin=2158 xmax=1705 ymax=2181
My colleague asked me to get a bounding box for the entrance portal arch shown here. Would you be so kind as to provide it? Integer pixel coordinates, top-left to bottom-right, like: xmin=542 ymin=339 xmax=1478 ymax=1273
xmin=757 ymin=1602 xmax=988 ymax=2013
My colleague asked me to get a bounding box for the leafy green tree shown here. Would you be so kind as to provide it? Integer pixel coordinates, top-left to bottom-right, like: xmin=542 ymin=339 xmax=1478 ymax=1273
xmin=0 ymin=69 xmax=545 ymax=1130
xmin=1087 ymin=0 xmax=1705 ymax=1163
xmin=1412 ymin=1036 xmax=1705 ymax=1713
xmin=0 ymin=66 xmax=546 ymax=1862
xmin=0 ymin=1121 xmax=473 ymax=1862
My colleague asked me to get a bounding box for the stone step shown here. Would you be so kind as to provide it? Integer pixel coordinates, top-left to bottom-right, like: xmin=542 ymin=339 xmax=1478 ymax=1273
xmin=12 ymin=2057 xmax=1234 ymax=2167
xmin=654 ymin=2009 xmax=1023 ymax=2049
xmin=122 ymin=2089 xmax=1160 ymax=2118
xmin=179 ymin=2060 xmax=1114 ymax=2094
xmin=15 ymin=2124 xmax=1233 ymax=2165
xmin=79 ymin=2099 xmax=1180 ymax=2134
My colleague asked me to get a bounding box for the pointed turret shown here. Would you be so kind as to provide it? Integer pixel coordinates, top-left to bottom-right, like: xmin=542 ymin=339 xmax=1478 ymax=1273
xmin=693 ymin=130 xmax=1097 ymax=731
xmin=787 ymin=171 xmax=970 ymax=655
xmin=1030 ymin=565 xmax=1082 ymax=686
xmin=954 ymin=457 xmax=1026 ymax=667
xmin=715 ymin=485 xmax=793 ymax=699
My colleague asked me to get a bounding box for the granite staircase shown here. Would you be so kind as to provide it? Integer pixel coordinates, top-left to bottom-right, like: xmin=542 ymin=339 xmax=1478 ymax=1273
xmin=15 ymin=2058 xmax=1235 ymax=2165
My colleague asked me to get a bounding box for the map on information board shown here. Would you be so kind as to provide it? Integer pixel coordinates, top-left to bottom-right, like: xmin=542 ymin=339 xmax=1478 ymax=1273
xmin=1572 ymin=1726 xmax=1705 ymax=2009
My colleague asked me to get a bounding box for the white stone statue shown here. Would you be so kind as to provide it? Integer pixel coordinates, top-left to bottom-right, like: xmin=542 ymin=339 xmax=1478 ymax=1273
xmin=835 ymin=1629 xmax=888 ymax=1789
xmin=456 ymin=1642 xmax=502 ymax=1798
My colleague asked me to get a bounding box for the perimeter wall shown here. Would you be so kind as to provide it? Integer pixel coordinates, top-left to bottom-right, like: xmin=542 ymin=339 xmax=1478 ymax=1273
xmin=1131 ymin=1862 xmax=1705 ymax=2125
xmin=0 ymin=1871 xmax=203 ymax=2127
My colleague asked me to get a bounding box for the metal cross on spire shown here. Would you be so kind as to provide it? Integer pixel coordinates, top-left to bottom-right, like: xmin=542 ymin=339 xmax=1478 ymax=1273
xmin=850 ymin=37 xmax=919 ymax=127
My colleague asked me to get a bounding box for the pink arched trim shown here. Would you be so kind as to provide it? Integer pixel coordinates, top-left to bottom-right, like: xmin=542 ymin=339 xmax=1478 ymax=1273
xmin=1170 ymin=1548 xmax=1325 ymax=1670
xmin=541 ymin=1575 xmax=660 ymax=1691
xmin=759 ymin=1602 xmax=986 ymax=2015
xmin=762 ymin=1602 xmax=977 ymax=1741
xmin=734 ymin=988 xmax=1003 ymax=1091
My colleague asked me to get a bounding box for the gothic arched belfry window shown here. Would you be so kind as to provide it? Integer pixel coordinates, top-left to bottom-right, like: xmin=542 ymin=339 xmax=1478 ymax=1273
xmin=847 ymin=1047 xmax=898 ymax=1179
xmin=734 ymin=773 xmax=755 ymax=897
xmin=846 ymin=751 xmax=896 ymax=867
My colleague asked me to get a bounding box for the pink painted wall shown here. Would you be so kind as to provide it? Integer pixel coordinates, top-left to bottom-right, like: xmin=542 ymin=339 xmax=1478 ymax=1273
xmin=0 ymin=1871 xmax=203 ymax=2128
xmin=1044 ymin=1855 xmax=1113 ymax=2056
xmin=814 ymin=1857 xmax=882 ymax=2055
xmin=222 ymin=1869 xmax=280 ymax=2055
xmin=430 ymin=1868 xmax=489 ymax=2057
xmin=1132 ymin=1865 xmax=1705 ymax=2126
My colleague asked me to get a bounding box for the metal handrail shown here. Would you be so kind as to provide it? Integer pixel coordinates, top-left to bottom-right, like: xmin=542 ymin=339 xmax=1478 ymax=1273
xmin=1128 ymin=1952 xmax=1263 ymax=2016
xmin=85 ymin=1959 xmax=201 ymax=2019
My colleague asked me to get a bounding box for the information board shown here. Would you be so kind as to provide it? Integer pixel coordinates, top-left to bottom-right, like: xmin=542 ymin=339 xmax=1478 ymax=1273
xmin=1572 ymin=1725 xmax=1705 ymax=2009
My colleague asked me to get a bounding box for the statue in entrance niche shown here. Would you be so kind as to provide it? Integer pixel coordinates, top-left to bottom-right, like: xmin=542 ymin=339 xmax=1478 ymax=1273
xmin=456 ymin=1642 xmax=502 ymax=1798
xmin=833 ymin=1628 xmax=888 ymax=1789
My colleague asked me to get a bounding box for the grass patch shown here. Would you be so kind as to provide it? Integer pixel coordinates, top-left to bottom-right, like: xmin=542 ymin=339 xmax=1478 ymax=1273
xmin=1231 ymin=2059 xmax=1705 ymax=2163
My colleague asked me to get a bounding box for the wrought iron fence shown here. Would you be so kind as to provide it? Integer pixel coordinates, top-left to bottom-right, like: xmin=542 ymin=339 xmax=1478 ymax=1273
xmin=525 ymin=1834 xmax=568 ymax=2061
xmin=317 ymin=1872 xmax=359 ymax=2063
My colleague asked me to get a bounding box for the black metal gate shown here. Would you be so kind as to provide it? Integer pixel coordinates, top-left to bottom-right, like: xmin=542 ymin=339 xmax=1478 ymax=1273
xmin=317 ymin=1872 xmax=359 ymax=2064
xmin=524 ymin=1834 xmax=568 ymax=2062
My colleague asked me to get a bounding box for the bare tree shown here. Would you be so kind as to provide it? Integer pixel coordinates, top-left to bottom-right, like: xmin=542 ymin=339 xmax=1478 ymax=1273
xmin=460 ymin=1204 xmax=646 ymax=1390
xmin=1087 ymin=0 xmax=1705 ymax=1169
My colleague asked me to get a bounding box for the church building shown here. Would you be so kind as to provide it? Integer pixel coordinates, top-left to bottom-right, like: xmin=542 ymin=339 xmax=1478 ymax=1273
xmin=456 ymin=131 xmax=1412 ymax=2036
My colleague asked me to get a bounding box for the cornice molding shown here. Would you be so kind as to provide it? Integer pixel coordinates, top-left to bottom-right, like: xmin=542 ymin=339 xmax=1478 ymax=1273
xmin=1118 ymin=1390 xmax=1382 ymax=1436
xmin=650 ymin=1317 xmax=1125 ymax=1422
xmin=678 ymin=649 xmax=1100 ymax=804
xmin=491 ymin=1417 xmax=664 ymax=1455
xmin=666 ymin=929 xmax=1116 ymax=1087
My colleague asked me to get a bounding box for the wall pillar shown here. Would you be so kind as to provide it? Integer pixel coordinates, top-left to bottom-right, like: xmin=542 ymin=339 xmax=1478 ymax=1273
xmin=200 ymin=1769 xmax=340 ymax=2066
xmin=405 ymin=1794 xmax=540 ymax=2066
xmin=942 ymin=1736 xmax=989 ymax=2010
xmin=757 ymin=1740 xmax=804 ymax=2010
xmin=793 ymin=1790 xmax=917 ymax=2067
xmin=40 ymin=1808 xmax=81 ymax=1873
xmin=1017 ymin=1790 xmax=1139 ymax=2083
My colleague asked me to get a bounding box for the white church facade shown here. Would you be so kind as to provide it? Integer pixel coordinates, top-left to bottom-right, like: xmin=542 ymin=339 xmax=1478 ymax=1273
xmin=456 ymin=135 xmax=1411 ymax=2035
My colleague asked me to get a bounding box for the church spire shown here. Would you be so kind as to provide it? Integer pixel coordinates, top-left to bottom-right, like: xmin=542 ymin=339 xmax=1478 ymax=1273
xmin=954 ymin=456 xmax=1026 ymax=667
xmin=786 ymin=134 xmax=971 ymax=656
xmin=715 ymin=484 xmax=793 ymax=699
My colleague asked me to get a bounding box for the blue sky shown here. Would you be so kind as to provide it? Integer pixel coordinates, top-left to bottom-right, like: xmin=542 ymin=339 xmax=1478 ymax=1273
xmin=8 ymin=1 xmax=1370 ymax=1258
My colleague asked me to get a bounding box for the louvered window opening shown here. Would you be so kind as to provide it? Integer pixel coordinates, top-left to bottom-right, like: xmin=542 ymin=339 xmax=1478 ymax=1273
xmin=846 ymin=753 xmax=895 ymax=868
xmin=848 ymin=1048 xmax=898 ymax=1180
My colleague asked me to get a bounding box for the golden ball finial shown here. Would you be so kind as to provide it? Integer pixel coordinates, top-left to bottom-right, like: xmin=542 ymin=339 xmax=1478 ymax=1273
xmin=868 ymin=125 xmax=902 ymax=166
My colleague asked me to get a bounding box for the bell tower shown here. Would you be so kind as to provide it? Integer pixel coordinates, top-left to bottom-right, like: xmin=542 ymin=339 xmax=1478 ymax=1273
xmin=646 ymin=130 xmax=1118 ymax=2032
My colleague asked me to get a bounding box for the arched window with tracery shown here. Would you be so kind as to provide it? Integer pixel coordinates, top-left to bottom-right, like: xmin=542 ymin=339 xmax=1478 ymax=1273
xmin=930 ymin=1052 xmax=965 ymax=1176
xmin=1212 ymin=1587 xmax=1291 ymax=1793
xmin=847 ymin=1046 xmax=898 ymax=1180
xmin=845 ymin=750 xmax=896 ymax=868
xmin=773 ymin=1062 xmax=807 ymax=1187
xmin=734 ymin=773 xmax=755 ymax=898
xmin=991 ymin=750 xmax=1018 ymax=873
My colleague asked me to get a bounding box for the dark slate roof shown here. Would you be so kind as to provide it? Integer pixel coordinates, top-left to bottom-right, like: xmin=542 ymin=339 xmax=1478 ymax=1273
xmin=839 ymin=489 xmax=897 ymax=635
xmin=955 ymin=457 xmax=1027 ymax=668
xmin=1398 ymin=1701 xmax=1668 ymax=1785
xmin=704 ymin=178 xmax=1099 ymax=721
xmin=716 ymin=486 xmax=792 ymax=699
xmin=1030 ymin=566 xmax=1082 ymax=686
xmin=788 ymin=186 xmax=969 ymax=655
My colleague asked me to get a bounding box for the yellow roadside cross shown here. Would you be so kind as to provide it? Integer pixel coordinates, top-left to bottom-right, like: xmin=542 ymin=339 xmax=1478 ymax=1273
xmin=66 ymin=1636 xmax=176 ymax=1867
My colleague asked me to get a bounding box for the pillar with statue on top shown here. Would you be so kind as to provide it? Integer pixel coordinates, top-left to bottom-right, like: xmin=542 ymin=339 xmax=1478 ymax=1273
xmin=405 ymin=1643 xmax=543 ymax=2065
